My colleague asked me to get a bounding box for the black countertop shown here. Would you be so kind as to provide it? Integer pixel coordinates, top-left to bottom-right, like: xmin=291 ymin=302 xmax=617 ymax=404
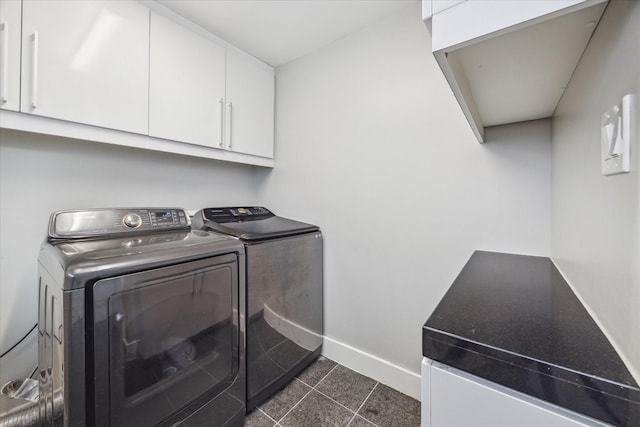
xmin=422 ymin=251 xmax=640 ymax=426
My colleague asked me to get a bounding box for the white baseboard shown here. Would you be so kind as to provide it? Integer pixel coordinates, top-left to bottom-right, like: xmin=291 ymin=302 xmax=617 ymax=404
xmin=322 ymin=336 xmax=422 ymax=401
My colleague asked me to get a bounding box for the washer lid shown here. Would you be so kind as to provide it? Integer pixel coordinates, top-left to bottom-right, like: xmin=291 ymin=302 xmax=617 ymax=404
xmin=195 ymin=207 xmax=319 ymax=241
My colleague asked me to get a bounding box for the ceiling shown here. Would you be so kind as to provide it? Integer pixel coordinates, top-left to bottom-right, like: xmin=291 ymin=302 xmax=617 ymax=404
xmin=158 ymin=0 xmax=417 ymax=67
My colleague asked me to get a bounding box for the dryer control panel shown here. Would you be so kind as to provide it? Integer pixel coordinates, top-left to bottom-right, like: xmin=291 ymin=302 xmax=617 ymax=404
xmin=202 ymin=207 xmax=274 ymax=223
xmin=48 ymin=208 xmax=190 ymax=239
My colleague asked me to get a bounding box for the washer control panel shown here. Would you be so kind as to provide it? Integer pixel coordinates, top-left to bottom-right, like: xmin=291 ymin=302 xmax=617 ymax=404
xmin=49 ymin=208 xmax=190 ymax=239
xmin=202 ymin=206 xmax=274 ymax=223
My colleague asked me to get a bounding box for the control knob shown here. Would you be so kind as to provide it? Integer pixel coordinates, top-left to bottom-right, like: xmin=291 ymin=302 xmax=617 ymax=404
xmin=123 ymin=213 xmax=142 ymax=228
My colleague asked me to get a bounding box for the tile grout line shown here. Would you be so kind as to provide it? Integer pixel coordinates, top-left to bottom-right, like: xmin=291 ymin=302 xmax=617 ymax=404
xmin=260 ymin=360 xmax=387 ymax=427
xmin=310 ymin=363 xmax=362 ymax=415
xmin=266 ymin=361 xmax=340 ymax=425
xmin=306 ymin=366 xmax=380 ymax=425
xmin=347 ymin=382 xmax=380 ymax=427
xmin=254 ymin=407 xmax=279 ymax=425
xmin=274 ymin=379 xmax=316 ymax=425
xmin=296 ymin=360 xmax=339 ymax=388
xmin=309 ymin=362 xmax=381 ymax=426
xmin=312 ymin=387 xmax=360 ymax=417
xmin=279 ymin=362 xmax=363 ymax=425
xmin=313 ymin=361 xmax=339 ymax=386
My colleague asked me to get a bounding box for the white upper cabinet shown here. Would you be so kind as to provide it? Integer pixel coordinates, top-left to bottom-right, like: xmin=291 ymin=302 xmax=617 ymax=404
xmin=0 ymin=0 xmax=21 ymax=112
xmin=423 ymin=0 xmax=608 ymax=142
xmin=225 ymin=51 xmax=275 ymax=159
xmin=149 ymin=10 xmax=274 ymax=159
xmin=149 ymin=11 xmax=226 ymax=148
xmin=1 ymin=1 xmax=274 ymax=167
xmin=20 ymin=0 xmax=149 ymax=134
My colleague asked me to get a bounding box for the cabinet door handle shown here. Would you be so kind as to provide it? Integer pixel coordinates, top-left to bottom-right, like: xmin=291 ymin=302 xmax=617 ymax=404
xmin=226 ymin=101 xmax=233 ymax=150
xmin=1 ymin=22 xmax=8 ymax=104
xmin=31 ymin=32 xmax=39 ymax=109
xmin=218 ymin=98 xmax=224 ymax=148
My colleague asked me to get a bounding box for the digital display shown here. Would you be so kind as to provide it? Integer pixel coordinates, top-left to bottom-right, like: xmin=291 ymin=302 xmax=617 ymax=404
xmin=154 ymin=211 xmax=174 ymax=224
xmin=203 ymin=207 xmax=273 ymax=223
xmin=232 ymin=208 xmax=252 ymax=216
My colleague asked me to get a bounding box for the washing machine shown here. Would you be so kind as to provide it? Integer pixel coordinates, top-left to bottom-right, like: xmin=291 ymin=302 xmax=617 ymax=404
xmin=37 ymin=208 xmax=245 ymax=427
xmin=192 ymin=207 xmax=323 ymax=411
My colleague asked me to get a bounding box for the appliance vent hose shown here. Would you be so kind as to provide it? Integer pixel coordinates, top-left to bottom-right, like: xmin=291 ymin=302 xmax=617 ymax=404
xmin=0 ymin=401 xmax=39 ymax=427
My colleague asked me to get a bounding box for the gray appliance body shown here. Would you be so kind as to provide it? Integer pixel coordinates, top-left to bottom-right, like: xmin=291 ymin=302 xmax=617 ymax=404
xmin=192 ymin=207 xmax=323 ymax=411
xmin=37 ymin=208 xmax=246 ymax=427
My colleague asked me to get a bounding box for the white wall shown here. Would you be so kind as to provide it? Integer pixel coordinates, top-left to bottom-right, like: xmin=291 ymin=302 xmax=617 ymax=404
xmin=0 ymin=129 xmax=258 ymax=385
xmin=0 ymin=2 xmax=560 ymax=401
xmin=551 ymin=0 xmax=640 ymax=382
xmin=255 ymin=3 xmax=551 ymax=398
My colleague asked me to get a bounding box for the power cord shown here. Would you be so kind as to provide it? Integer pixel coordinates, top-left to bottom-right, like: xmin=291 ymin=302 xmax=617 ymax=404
xmin=0 ymin=324 xmax=37 ymax=359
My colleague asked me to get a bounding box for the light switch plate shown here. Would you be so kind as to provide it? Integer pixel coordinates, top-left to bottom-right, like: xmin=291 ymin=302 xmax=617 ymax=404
xmin=601 ymin=94 xmax=634 ymax=176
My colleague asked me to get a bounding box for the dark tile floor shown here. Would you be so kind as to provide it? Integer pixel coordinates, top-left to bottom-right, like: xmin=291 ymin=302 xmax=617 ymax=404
xmin=245 ymin=356 xmax=421 ymax=427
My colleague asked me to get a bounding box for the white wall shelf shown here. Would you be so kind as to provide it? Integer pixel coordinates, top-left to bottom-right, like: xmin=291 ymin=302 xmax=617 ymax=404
xmin=422 ymin=0 xmax=608 ymax=142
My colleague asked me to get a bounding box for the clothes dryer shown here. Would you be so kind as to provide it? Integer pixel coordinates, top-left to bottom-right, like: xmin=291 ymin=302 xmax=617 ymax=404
xmin=38 ymin=208 xmax=245 ymax=427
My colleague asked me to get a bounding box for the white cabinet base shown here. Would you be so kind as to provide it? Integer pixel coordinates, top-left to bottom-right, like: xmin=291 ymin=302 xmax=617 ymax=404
xmin=421 ymin=358 xmax=612 ymax=427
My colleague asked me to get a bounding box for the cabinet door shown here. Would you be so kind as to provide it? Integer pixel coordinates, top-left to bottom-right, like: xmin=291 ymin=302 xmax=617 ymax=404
xmin=225 ymin=51 xmax=274 ymax=158
xmin=149 ymin=11 xmax=226 ymax=148
xmin=0 ymin=0 xmax=21 ymax=112
xmin=20 ymin=0 xmax=149 ymax=134
xmin=429 ymin=363 xmax=607 ymax=427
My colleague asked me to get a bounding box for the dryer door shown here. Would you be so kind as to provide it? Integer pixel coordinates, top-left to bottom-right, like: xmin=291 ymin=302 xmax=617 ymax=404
xmin=91 ymin=254 xmax=242 ymax=427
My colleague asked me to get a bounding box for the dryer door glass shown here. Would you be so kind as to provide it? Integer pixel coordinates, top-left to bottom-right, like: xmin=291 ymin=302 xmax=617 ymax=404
xmin=92 ymin=254 xmax=240 ymax=427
